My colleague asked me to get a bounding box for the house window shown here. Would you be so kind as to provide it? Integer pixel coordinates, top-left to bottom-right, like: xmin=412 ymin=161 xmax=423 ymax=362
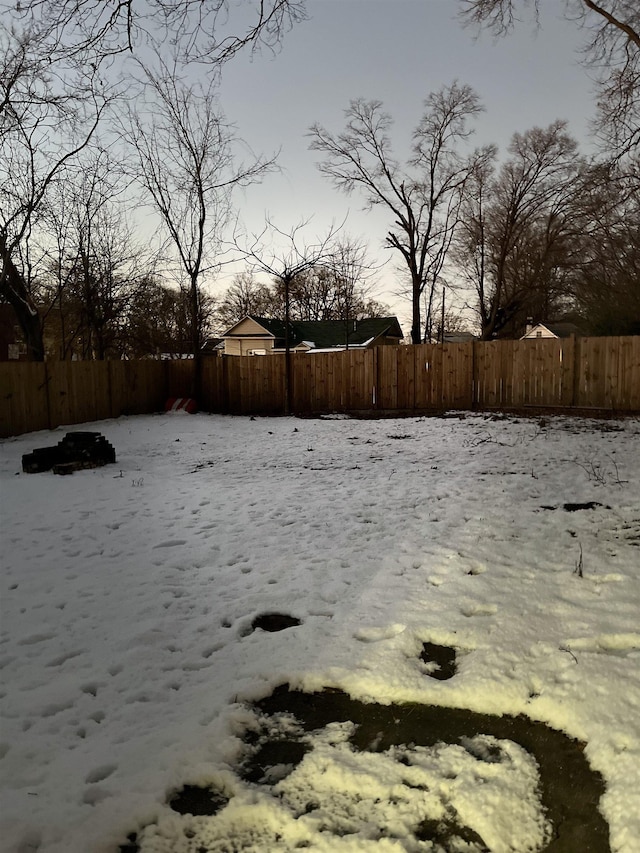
xmin=536 ymin=330 xmax=543 ymax=338
xmin=247 ymin=348 xmax=267 ymax=356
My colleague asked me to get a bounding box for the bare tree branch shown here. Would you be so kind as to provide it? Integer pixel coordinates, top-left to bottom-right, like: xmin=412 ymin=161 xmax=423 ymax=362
xmin=454 ymin=122 xmax=584 ymax=338
xmin=309 ymin=82 xmax=484 ymax=344
xmin=235 ymin=217 xmax=343 ymax=411
xmin=1 ymin=23 xmax=115 ymax=359
xmin=4 ymin=0 xmax=307 ymax=67
xmin=459 ymin=0 xmax=639 ymax=159
xmin=124 ymin=60 xmax=275 ymax=392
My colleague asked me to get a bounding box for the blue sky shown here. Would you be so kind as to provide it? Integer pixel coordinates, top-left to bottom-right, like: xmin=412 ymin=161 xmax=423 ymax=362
xmin=215 ymin=0 xmax=598 ymax=326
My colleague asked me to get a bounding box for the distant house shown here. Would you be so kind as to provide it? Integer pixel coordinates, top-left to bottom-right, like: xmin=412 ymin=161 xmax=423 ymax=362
xmin=520 ymin=321 xmax=582 ymax=340
xmin=201 ymin=337 xmax=224 ymax=357
xmin=220 ymin=316 xmax=404 ymax=356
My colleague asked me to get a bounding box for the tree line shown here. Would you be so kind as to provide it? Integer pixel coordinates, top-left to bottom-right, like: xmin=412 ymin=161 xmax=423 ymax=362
xmin=1 ymin=0 xmax=638 ymax=366
xmin=310 ymin=88 xmax=639 ymax=344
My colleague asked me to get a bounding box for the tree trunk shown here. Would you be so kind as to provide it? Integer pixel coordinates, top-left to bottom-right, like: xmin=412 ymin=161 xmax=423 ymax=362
xmin=411 ymin=281 xmax=422 ymax=345
xmin=0 ymin=240 xmax=45 ymax=361
xmin=189 ymin=275 xmax=203 ymax=401
xmin=284 ymin=274 xmax=292 ymax=415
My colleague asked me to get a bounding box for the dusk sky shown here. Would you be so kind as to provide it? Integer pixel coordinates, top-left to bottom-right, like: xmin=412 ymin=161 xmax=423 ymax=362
xmin=216 ymin=0 xmax=598 ymax=328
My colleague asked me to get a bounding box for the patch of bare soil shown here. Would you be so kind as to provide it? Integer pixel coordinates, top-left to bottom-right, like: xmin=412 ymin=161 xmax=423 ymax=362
xmin=120 ymin=683 xmax=610 ymax=852
xmin=242 ymin=685 xmax=610 ymax=853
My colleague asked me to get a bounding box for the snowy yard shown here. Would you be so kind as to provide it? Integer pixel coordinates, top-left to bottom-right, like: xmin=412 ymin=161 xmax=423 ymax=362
xmin=1 ymin=411 xmax=639 ymax=853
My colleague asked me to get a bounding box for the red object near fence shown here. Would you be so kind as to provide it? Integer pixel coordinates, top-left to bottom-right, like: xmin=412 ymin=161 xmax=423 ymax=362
xmin=164 ymin=397 xmax=198 ymax=414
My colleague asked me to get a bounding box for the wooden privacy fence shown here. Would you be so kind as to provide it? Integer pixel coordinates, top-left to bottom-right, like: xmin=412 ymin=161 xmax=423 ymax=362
xmin=0 ymin=360 xmax=168 ymax=438
xmin=2 ymin=337 xmax=640 ymax=437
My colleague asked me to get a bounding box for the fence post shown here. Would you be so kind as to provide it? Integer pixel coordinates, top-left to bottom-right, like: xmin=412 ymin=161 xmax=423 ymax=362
xmin=471 ymin=340 xmax=478 ymax=410
xmin=222 ymin=356 xmax=229 ymax=414
xmin=373 ymin=346 xmax=379 ymax=411
xmin=107 ymin=360 xmax=114 ymax=418
xmin=44 ymin=360 xmax=52 ymax=431
xmin=163 ymin=359 xmax=170 ymax=409
xmin=570 ymin=334 xmax=580 ymax=409
xmin=414 ymin=345 xmax=419 ymax=413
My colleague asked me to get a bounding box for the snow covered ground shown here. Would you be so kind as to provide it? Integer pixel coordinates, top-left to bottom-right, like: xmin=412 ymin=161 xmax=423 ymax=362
xmin=1 ymin=411 xmax=639 ymax=853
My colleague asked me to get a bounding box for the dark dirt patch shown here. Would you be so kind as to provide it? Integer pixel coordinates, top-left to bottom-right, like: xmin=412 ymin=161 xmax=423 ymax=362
xmin=118 ymin=832 xmax=139 ymax=852
xmin=540 ymin=502 xmax=610 ymax=512
xmin=420 ymin=642 xmax=457 ymax=680
xmin=118 ymin=684 xmax=611 ymax=852
xmin=250 ymin=613 xmax=302 ymax=633
xmin=168 ymin=784 xmax=229 ymax=816
xmin=249 ymin=685 xmax=610 ymax=853
xmin=240 ymin=738 xmax=311 ymax=784
xmin=415 ymin=815 xmax=488 ymax=850
xmin=563 ymin=501 xmax=607 ymax=512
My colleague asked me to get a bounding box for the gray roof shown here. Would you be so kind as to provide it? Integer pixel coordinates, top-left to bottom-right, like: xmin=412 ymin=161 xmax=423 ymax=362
xmin=225 ymin=316 xmax=403 ymax=349
xmin=527 ymin=322 xmax=581 ymax=339
xmin=541 ymin=323 xmax=581 ymax=338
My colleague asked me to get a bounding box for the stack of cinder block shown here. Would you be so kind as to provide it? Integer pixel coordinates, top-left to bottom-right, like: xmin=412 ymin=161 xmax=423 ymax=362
xmin=22 ymin=432 xmax=116 ymax=475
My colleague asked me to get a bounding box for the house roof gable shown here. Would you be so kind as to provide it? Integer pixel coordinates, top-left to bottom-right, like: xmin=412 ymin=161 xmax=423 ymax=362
xmin=221 ymin=316 xmax=280 ymax=338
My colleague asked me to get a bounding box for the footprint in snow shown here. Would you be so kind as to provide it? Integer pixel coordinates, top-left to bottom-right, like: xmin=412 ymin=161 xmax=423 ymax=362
xmin=83 ymin=786 xmax=110 ymax=805
xmin=562 ymin=632 xmax=640 ymax=658
xmin=591 ymin=573 xmax=626 ymax=585
xmin=460 ymin=603 xmax=497 ymax=618
xmin=46 ymin=650 xmax=83 ymax=667
xmin=85 ymin=763 xmax=117 ymax=784
xmin=354 ymin=623 xmax=406 ymax=643
xmin=17 ymin=632 xmax=55 ymax=646
xmin=201 ymin=642 xmax=223 ymax=658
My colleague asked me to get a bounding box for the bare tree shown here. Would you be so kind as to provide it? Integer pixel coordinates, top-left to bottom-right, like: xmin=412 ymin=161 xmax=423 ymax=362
xmin=126 ymin=59 xmax=274 ymax=395
xmin=309 ymin=82 xmax=485 ymax=344
xmin=216 ymin=239 xmax=386 ymax=333
xmin=568 ymin=160 xmax=640 ymax=333
xmin=0 ymin=23 xmax=111 ymax=359
xmin=455 ymin=121 xmax=582 ymax=338
xmin=33 ymin=150 xmax=151 ymax=359
xmin=5 ymin=0 xmax=307 ymax=68
xmin=326 ymin=237 xmax=386 ymax=325
xmin=126 ymin=276 xmax=216 ymax=358
xmin=459 ymin=0 xmax=639 ymax=159
xmin=268 ymin=237 xmax=383 ymax=326
xmin=238 ymin=219 xmax=341 ymax=412
xmin=1 ymin=0 xmax=305 ymax=362
xmin=452 ymin=147 xmax=495 ymax=337
xmin=215 ymin=271 xmax=277 ymax=329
